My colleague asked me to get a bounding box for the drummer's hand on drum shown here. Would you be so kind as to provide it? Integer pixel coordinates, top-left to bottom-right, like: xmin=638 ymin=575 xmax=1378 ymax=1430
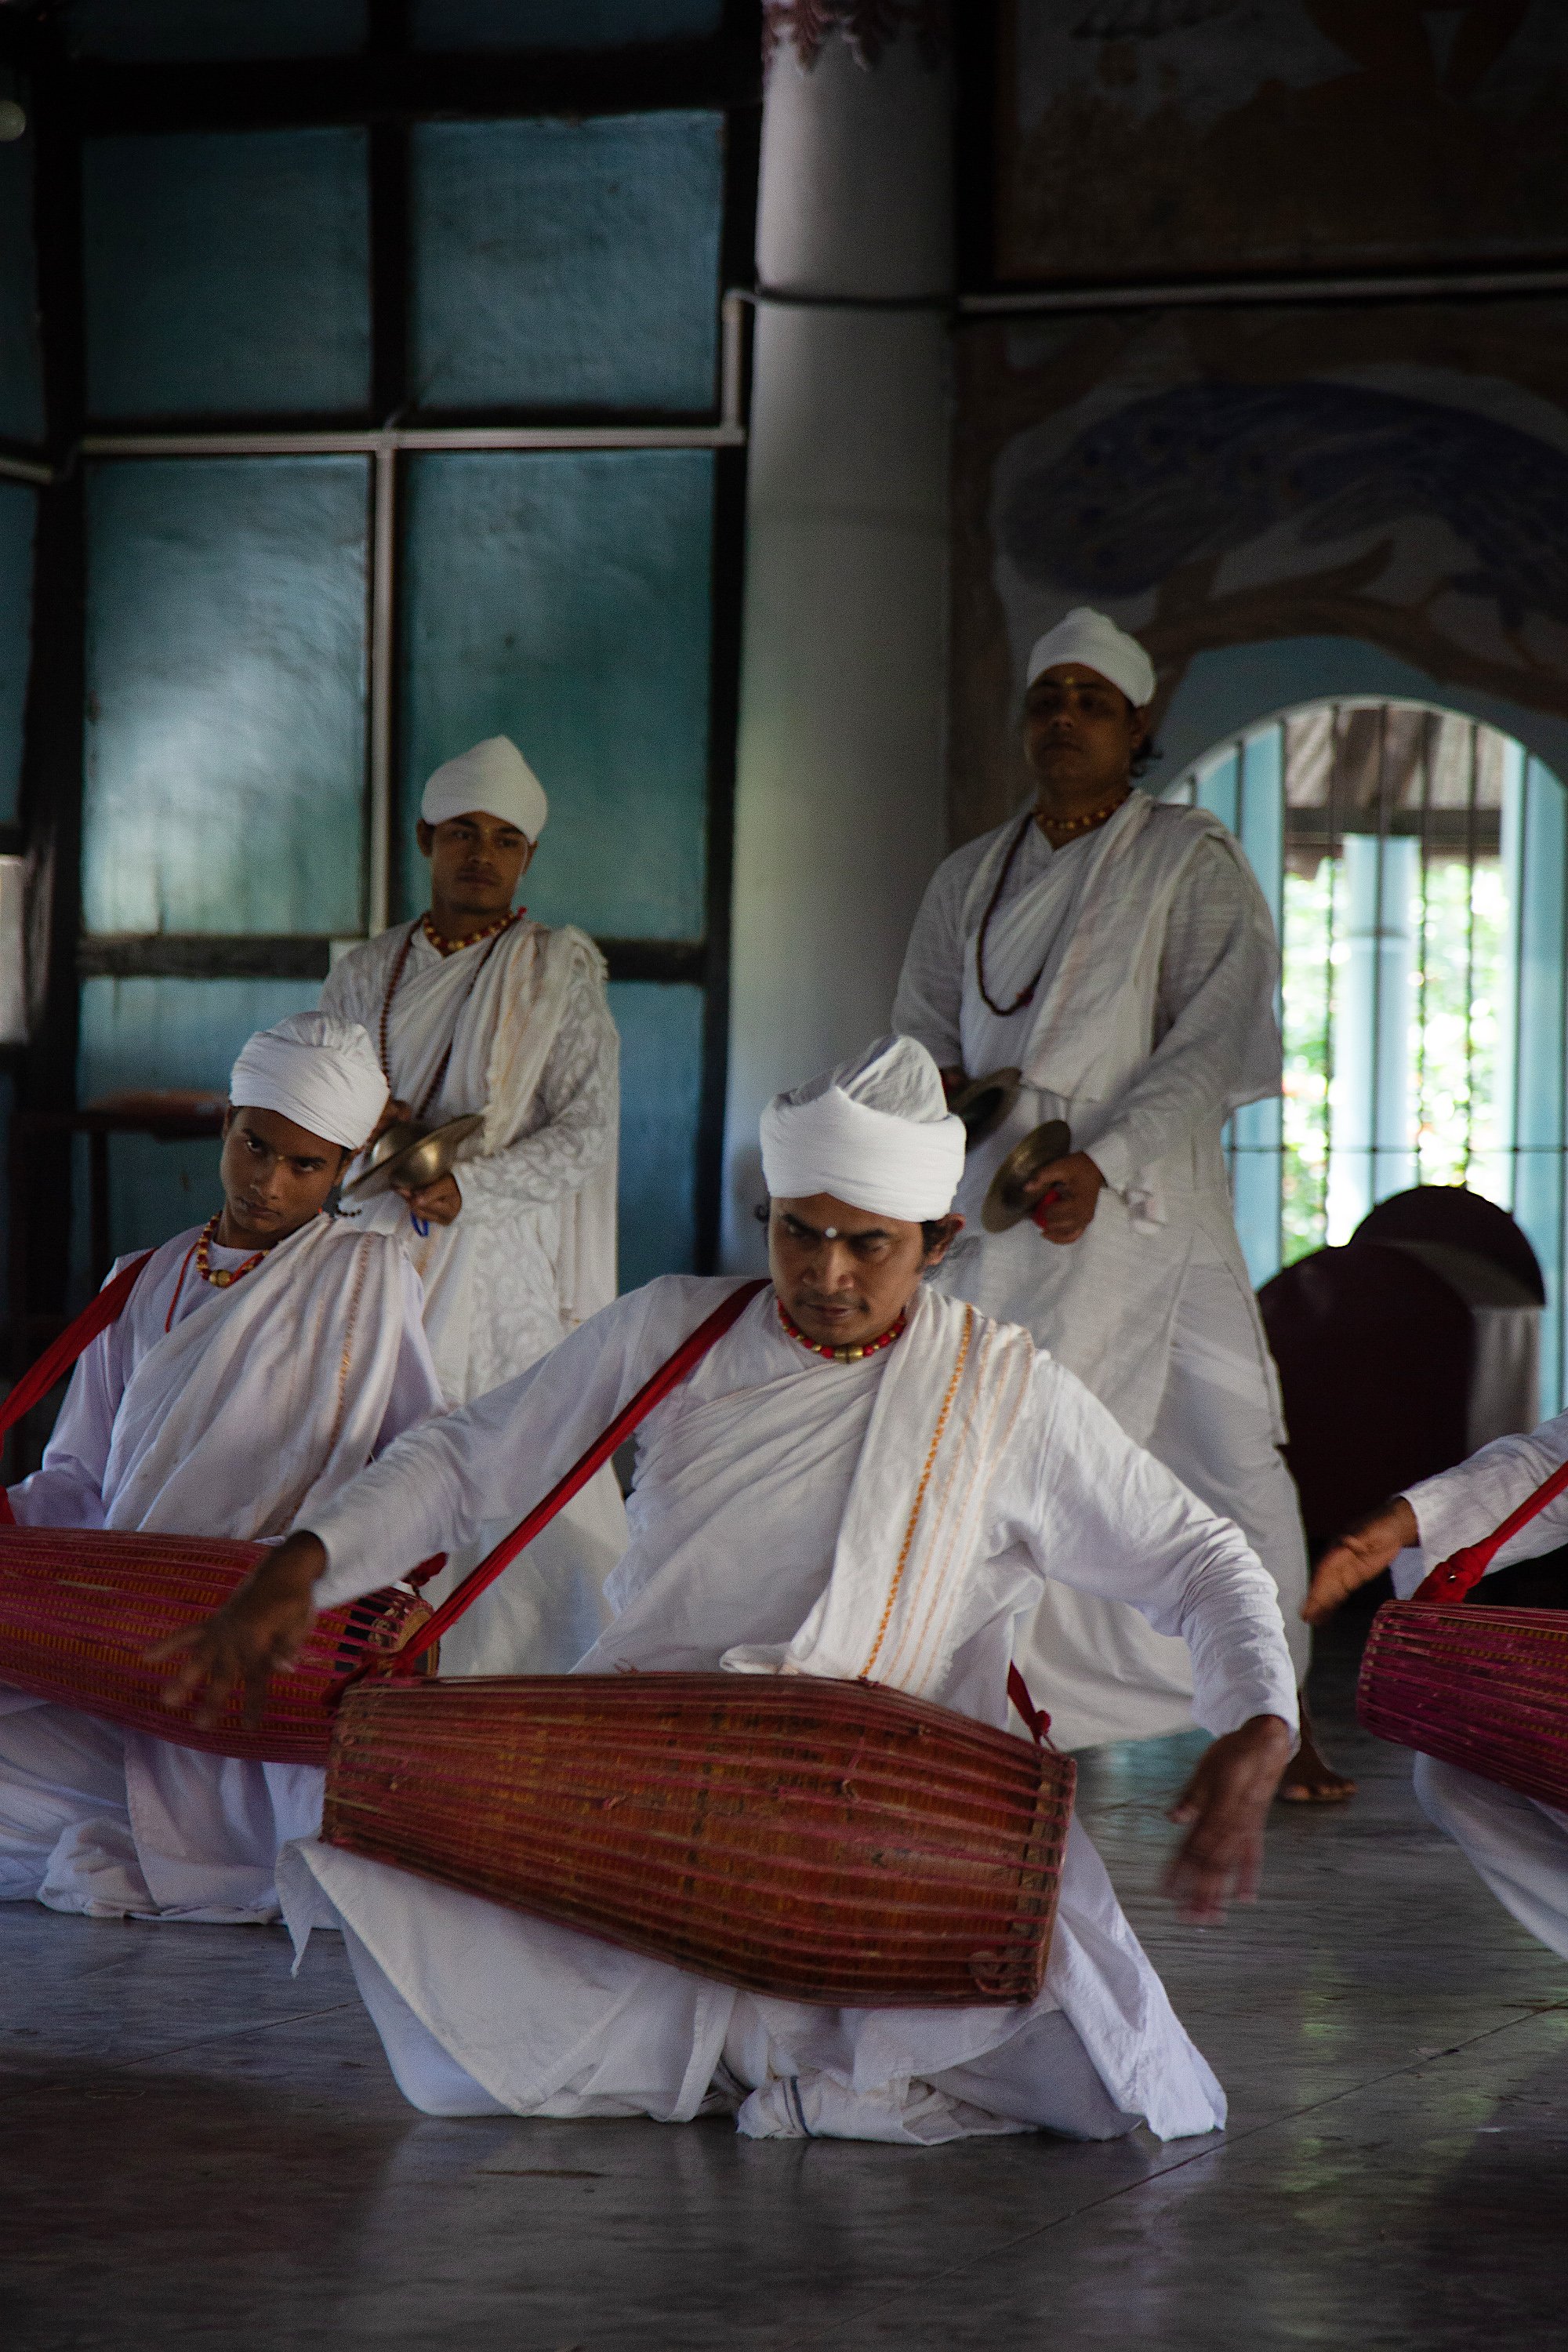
xmin=1302 ymin=1496 xmax=1419 ymax=1625
xmin=1024 ymin=1149 xmax=1104 ymax=1243
xmin=397 ymin=1171 xmax=463 ymax=1226
xmin=1163 ymin=1713 xmax=1293 ymax=1924
xmin=147 ymin=1532 xmax=327 ymax=1729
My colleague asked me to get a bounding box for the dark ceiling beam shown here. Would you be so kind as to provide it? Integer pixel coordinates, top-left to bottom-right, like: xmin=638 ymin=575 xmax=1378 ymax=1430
xmin=72 ymin=34 xmax=762 ymax=138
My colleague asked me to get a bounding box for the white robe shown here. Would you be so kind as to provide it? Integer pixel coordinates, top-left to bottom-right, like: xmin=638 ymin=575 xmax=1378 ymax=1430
xmin=894 ymin=791 xmax=1309 ymax=1744
xmin=323 ymin=916 xmax=628 ymax=1674
xmin=1395 ymin=1414 xmax=1568 ymax=1962
xmin=281 ymin=1276 xmax=1298 ymax=2146
xmin=0 ymin=1218 xmax=445 ymax=1922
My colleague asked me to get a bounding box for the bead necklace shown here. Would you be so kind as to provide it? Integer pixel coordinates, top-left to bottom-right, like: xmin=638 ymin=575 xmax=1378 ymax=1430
xmin=194 ymin=1213 xmax=269 ymax=1290
xmin=377 ymin=910 xmax=522 ymax=1122
xmin=420 ymin=907 xmax=521 ymax=960
xmin=776 ymin=1298 xmax=906 ymax=1364
xmin=975 ymin=793 xmax=1130 ymax=1018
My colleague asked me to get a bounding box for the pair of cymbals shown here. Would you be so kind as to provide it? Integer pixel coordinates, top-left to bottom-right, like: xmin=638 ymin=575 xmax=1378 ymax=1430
xmin=947 ymin=1065 xmax=1022 ymax=1145
xmin=981 ymin=1118 xmax=1073 ymax=1234
xmin=342 ymin=1111 xmax=485 ymax=1200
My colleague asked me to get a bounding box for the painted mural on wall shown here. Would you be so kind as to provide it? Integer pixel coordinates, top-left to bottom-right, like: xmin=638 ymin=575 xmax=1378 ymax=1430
xmin=1000 ymin=2 xmax=1567 ymax=281
xmin=950 ymin=299 xmax=1568 ymax=839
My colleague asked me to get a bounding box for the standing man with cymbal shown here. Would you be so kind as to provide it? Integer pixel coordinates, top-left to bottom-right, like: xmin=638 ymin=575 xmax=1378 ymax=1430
xmin=322 ymin=735 xmax=626 ymax=1672
xmin=893 ymin=608 xmax=1346 ymax=1799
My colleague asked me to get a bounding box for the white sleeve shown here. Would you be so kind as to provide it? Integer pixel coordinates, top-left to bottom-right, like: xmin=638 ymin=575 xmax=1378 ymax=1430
xmin=1404 ymin=1411 xmax=1568 ymax=1572
xmin=456 ymin=968 xmax=619 ymax=1219
xmin=1087 ymin=840 xmax=1282 ymax=1198
xmin=307 ymin=1282 xmax=677 ymax=1606
xmin=891 ymin=856 xmax=971 ymax=1070
xmin=1006 ymin=1360 xmax=1299 ymax=1737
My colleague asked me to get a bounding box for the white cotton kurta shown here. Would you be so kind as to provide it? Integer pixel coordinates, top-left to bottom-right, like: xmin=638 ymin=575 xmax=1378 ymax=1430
xmin=893 ymin=790 xmax=1309 ymax=1746
xmin=0 ymin=1218 xmax=445 ymax=1923
xmin=322 ymin=916 xmax=628 ymax=1675
xmin=1392 ymin=1415 xmax=1568 ymax=1962
xmin=281 ymin=1276 xmax=1298 ymax=2147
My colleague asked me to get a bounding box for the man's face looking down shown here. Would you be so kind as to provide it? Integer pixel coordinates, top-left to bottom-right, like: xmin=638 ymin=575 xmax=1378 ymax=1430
xmin=218 ymin=1106 xmax=352 ymax=1250
xmin=416 ymin=809 xmax=533 ymax=926
xmin=768 ymin=1195 xmax=963 ymax=1350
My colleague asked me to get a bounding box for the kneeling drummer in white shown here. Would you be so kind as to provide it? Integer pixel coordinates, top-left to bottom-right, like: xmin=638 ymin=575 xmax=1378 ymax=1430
xmin=166 ymin=1036 xmax=1295 ymax=2145
xmin=0 ymin=1014 xmax=445 ymax=1923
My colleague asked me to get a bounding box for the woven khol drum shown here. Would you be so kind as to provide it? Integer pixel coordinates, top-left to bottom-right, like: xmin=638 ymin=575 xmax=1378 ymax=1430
xmin=317 ymin=1282 xmax=1076 ymax=2008
xmin=1359 ymin=1456 xmax=1568 ymax=1809
xmin=0 ymin=1253 xmax=437 ymax=1765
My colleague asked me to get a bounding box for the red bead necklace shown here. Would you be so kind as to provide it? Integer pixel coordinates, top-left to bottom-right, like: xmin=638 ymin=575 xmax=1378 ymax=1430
xmin=776 ymin=1298 xmax=906 ymax=1364
xmin=975 ymin=794 xmax=1130 ymax=1017
xmin=194 ymin=1213 xmax=269 ymax=1290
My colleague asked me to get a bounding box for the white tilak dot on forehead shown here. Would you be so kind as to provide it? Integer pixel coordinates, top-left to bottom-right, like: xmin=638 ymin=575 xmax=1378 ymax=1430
xmin=822 ymin=1227 xmax=839 ymax=1239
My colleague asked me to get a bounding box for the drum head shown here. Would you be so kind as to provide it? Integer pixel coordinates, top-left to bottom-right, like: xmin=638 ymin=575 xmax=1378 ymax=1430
xmin=982 ymin=1119 xmax=1072 ymax=1233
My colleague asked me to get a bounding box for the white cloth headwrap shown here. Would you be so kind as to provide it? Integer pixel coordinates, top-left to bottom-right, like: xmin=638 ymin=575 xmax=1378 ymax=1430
xmin=421 ymin=736 xmax=548 ymax=841
xmin=760 ymin=1034 xmax=964 ymax=1222
xmin=1025 ymin=606 xmax=1156 ymax=708
xmin=230 ymin=1011 xmax=389 ymax=1152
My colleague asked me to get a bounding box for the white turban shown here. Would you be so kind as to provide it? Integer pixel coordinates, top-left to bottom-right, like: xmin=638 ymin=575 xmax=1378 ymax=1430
xmin=760 ymin=1035 xmax=964 ymax=1223
xmin=420 ymin=736 xmax=548 ymax=841
xmin=230 ymin=1012 xmax=389 ymax=1153
xmin=1025 ymin=606 xmax=1156 ymax=708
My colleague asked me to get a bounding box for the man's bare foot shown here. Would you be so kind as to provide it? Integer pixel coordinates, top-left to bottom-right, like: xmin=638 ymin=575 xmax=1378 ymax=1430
xmin=1276 ymin=1700 xmax=1356 ymax=1804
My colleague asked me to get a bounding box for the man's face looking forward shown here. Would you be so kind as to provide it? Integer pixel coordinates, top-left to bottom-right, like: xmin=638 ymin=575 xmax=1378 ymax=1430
xmin=768 ymin=1194 xmax=962 ymax=1351
xmin=1023 ymin=664 xmax=1148 ymax=810
xmin=416 ymin=809 xmax=533 ymax=925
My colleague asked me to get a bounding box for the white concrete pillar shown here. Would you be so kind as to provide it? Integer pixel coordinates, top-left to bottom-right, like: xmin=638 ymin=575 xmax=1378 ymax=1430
xmin=1327 ymin=834 xmax=1419 ymax=1241
xmin=720 ymin=20 xmax=953 ymax=1268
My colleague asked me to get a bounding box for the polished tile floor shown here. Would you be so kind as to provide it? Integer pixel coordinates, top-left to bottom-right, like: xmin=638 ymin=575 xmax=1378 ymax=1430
xmin=3 ymin=1631 xmax=1563 ymax=2350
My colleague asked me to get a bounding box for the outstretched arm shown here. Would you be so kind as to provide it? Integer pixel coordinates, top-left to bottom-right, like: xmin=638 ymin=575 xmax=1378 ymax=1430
xmin=1302 ymin=1497 xmax=1417 ymax=1624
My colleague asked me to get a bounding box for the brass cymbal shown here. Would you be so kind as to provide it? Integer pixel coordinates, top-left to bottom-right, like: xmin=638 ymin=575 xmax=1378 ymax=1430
xmin=946 ymin=1065 xmax=1022 ymax=1148
xmin=342 ymin=1111 xmax=486 ymax=1200
xmin=981 ymin=1119 xmax=1073 ymax=1234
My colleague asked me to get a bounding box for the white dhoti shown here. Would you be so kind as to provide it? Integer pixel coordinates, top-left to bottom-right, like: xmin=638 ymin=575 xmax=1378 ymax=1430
xmin=1412 ymin=1757 xmax=1568 ymax=1963
xmin=895 ymin=790 xmax=1305 ymax=1747
xmin=324 ymin=915 xmax=629 ymax=1671
xmin=285 ymin=1275 xmax=1298 ymax=2145
xmin=0 ymin=1219 xmax=445 ymax=1921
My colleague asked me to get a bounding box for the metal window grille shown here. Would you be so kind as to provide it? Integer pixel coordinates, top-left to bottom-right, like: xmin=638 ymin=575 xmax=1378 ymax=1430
xmin=1164 ymin=702 xmax=1568 ymax=1410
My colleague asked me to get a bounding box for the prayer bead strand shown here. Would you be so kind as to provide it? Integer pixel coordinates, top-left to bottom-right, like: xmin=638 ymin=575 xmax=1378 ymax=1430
xmin=776 ymin=1298 xmax=906 ymax=1364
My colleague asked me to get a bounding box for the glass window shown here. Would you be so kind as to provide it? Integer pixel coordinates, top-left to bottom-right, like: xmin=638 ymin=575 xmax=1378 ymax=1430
xmin=610 ymin=979 xmax=702 ymax=1287
xmin=411 ymin=113 xmax=723 ymax=412
xmin=75 ymin=975 xmax=321 ymax=1272
xmin=0 ymin=485 xmax=35 ymax=826
xmin=84 ymin=458 xmax=368 ymax=937
xmin=400 ymin=449 xmax=712 ymax=938
xmin=65 ymin=2 xmax=368 ymax=59
xmin=0 ymin=140 xmax=44 ymax=445
xmin=84 ymin=129 xmax=371 ymax=418
xmin=412 ymin=0 xmax=720 ymax=45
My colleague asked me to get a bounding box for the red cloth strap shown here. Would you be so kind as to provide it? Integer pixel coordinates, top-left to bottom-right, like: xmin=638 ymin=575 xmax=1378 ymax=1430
xmin=378 ymin=1279 xmax=770 ymax=1676
xmin=1417 ymin=1453 xmax=1568 ymax=1603
xmin=1007 ymin=1661 xmax=1051 ymax=1744
xmin=0 ymin=1251 xmax=155 ymax=1527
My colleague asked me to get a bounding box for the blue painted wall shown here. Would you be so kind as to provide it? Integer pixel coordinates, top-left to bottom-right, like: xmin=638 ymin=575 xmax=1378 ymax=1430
xmin=399 ymin=449 xmax=713 ymax=938
xmin=412 ymin=1 xmax=720 ymax=44
xmin=83 ymin=457 xmax=369 ymax=937
xmin=84 ymin=129 xmax=371 ymax=418
xmin=0 ymin=486 xmax=36 ymax=829
xmin=66 ymin=2 xmax=367 ymax=58
xmin=412 ymin=114 xmax=724 ymax=412
xmin=0 ymin=135 xmax=44 ymax=445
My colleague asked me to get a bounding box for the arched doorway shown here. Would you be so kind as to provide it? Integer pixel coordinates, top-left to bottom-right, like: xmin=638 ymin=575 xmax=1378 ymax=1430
xmin=1164 ymin=702 xmax=1568 ymax=1409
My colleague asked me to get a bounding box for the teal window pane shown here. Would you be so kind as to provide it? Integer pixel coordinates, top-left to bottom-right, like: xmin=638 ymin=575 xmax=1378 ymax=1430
xmin=401 ymin=451 xmax=712 ymax=938
xmin=0 ymin=140 xmax=44 ymax=443
xmin=413 ymin=0 xmax=720 ymax=44
xmin=84 ymin=458 xmax=368 ymax=936
xmin=66 ymin=2 xmax=367 ymax=57
xmin=76 ymin=976 xmax=321 ymax=1276
xmin=84 ymin=130 xmax=370 ymax=418
xmin=0 ymin=485 xmax=35 ymax=826
xmin=610 ymin=980 xmax=702 ymax=1289
xmin=412 ymin=114 xmax=723 ymax=412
